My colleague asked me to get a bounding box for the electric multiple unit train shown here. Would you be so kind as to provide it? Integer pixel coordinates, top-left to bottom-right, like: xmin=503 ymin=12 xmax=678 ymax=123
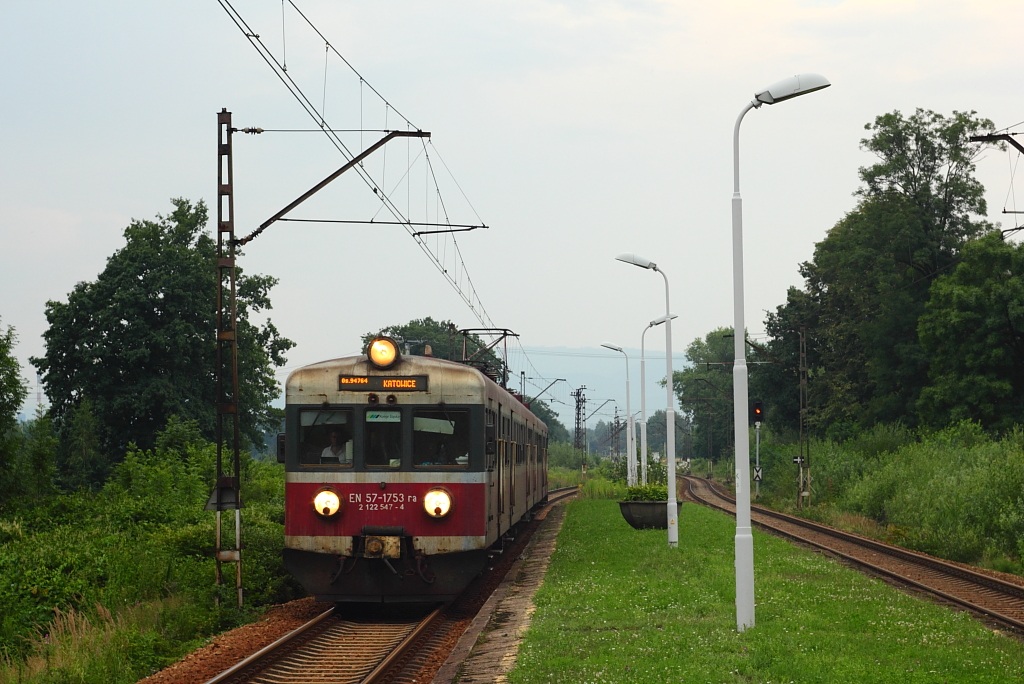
xmin=279 ymin=336 xmax=549 ymax=602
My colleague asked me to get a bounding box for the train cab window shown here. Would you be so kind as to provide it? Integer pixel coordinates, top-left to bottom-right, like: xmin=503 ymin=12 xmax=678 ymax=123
xmin=413 ymin=408 xmax=470 ymax=468
xmin=298 ymin=409 xmax=353 ymax=467
xmin=365 ymin=409 xmax=402 ymax=468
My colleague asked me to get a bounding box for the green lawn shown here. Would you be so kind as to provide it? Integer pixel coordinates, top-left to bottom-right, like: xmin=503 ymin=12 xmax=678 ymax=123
xmin=510 ymin=500 xmax=1024 ymax=683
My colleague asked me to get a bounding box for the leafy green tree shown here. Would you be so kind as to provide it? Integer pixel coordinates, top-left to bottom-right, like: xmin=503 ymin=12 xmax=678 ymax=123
xmin=31 ymin=199 xmax=293 ymax=479
xmin=772 ymin=109 xmax=995 ymax=435
xmin=758 ymin=287 xmax=818 ymax=437
xmin=0 ymin=321 xmax=28 ymax=498
xmin=0 ymin=321 xmax=26 ymax=438
xmin=366 ymin=317 xmax=471 ymax=361
xmin=19 ymin=408 xmax=58 ymax=498
xmin=526 ymin=399 xmax=570 ymax=443
xmin=363 ymin=317 xmax=570 ymax=438
xmin=364 ymin=317 xmax=506 ymax=379
xmin=548 ymin=441 xmax=583 ymax=470
xmin=61 ymin=398 xmax=106 ymax=489
xmin=674 ymin=327 xmax=737 ymax=462
xmin=918 ymin=233 xmax=1024 ymax=431
xmin=640 ymin=408 xmax=694 ymax=464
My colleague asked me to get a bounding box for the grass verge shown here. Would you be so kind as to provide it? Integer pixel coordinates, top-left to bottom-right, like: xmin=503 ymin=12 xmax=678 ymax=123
xmin=510 ymin=500 xmax=1024 ymax=683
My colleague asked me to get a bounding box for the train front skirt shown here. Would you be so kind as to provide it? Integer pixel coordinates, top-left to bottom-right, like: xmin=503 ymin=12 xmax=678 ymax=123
xmin=283 ymin=543 xmax=491 ymax=603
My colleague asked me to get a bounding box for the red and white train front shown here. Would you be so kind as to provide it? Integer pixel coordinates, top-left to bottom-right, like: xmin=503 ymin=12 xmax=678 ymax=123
xmin=281 ymin=337 xmax=548 ymax=602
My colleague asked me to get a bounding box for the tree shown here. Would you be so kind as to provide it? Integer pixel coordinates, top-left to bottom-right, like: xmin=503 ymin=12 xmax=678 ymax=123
xmin=363 ymin=317 xmax=505 ymax=380
xmin=759 ymin=287 xmax=818 ymax=437
xmin=771 ymin=109 xmax=996 ymax=435
xmin=19 ymin=408 xmax=58 ymax=498
xmin=673 ymin=327 xmax=739 ymax=462
xmin=0 ymin=321 xmax=28 ymax=498
xmin=31 ymin=199 xmax=293 ymax=479
xmin=526 ymin=399 xmax=570 ymax=443
xmin=362 ymin=316 xmax=570 ymax=438
xmin=918 ymin=233 xmax=1024 ymax=431
xmin=645 ymin=410 xmax=667 ymax=456
xmin=0 ymin=321 xmax=27 ymax=438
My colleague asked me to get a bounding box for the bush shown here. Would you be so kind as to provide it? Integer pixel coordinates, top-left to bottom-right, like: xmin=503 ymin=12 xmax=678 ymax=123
xmin=0 ymin=418 xmax=290 ymax=674
xmin=624 ymin=484 xmax=668 ymax=501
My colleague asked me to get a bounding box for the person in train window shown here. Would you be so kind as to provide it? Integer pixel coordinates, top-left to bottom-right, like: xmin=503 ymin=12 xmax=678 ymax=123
xmin=320 ymin=428 xmax=350 ymax=464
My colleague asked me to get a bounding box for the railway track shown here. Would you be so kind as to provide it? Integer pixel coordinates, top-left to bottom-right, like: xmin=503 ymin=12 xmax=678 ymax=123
xmin=204 ymin=486 xmax=578 ymax=684
xmin=685 ymin=476 xmax=1024 ymax=633
xmin=206 ymin=604 xmax=441 ymax=684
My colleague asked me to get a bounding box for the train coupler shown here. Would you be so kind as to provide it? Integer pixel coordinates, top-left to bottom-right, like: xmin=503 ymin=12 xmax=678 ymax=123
xmin=362 ymin=534 xmax=402 ymax=559
xmin=415 ymin=552 xmax=436 ymax=584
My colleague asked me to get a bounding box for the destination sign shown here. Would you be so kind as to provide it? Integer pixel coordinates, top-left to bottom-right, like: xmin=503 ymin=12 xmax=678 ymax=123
xmin=338 ymin=375 xmax=429 ymax=392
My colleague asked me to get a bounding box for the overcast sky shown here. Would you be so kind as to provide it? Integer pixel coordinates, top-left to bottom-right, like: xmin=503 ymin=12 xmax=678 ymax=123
xmin=2 ymin=1 xmax=1021 ymax=429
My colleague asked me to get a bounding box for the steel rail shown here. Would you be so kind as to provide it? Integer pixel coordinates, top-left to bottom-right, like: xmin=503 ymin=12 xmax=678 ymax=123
xmin=685 ymin=476 xmax=1024 ymax=632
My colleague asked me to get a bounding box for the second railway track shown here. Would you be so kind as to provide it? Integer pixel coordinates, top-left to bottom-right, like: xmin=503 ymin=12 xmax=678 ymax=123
xmin=685 ymin=476 xmax=1024 ymax=633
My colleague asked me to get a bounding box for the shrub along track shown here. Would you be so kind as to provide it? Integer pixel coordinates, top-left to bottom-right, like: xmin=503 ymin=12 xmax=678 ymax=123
xmin=684 ymin=476 xmax=1024 ymax=634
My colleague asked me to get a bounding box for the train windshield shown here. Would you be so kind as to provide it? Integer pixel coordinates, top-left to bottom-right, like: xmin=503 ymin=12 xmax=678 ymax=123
xmin=299 ymin=409 xmax=353 ymax=467
xmin=365 ymin=409 xmax=402 ymax=468
xmin=413 ymin=408 xmax=470 ymax=468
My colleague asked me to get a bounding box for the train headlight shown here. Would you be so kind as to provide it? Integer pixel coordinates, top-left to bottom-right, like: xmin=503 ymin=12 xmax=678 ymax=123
xmin=368 ymin=337 xmax=400 ymax=368
xmin=423 ymin=488 xmax=453 ymax=519
xmin=313 ymin=488 xmax=342 ymax=518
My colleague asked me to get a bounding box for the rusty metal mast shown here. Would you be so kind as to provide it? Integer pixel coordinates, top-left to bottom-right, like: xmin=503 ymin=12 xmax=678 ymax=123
xmin=213 ymin=109 xmax=243 ymax=608
xmin=572 ymin=386 xmax=587 ymax=471
xmin=211 ymin=109 xmax=429 ymax=607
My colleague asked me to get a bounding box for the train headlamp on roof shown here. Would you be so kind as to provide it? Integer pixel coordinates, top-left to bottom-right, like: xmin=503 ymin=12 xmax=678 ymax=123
xmin=367 ymin=336 xmax=400 ymax=369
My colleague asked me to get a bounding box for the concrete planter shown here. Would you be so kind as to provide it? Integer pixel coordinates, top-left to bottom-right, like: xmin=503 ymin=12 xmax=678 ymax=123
xmin=618 ymin=501 xmax=681 ymax=530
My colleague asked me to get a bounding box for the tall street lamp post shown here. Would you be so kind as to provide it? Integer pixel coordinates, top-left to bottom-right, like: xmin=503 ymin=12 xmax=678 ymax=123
xmin=732 ymin=73 xmax=830 ymax=632
xmin=615 ymin=253 xmax=678 ymax=547
xmin=641 ymin=315 xmax=676 ymax=486
xmin=600 ymin=343 xmax=635 ymax=486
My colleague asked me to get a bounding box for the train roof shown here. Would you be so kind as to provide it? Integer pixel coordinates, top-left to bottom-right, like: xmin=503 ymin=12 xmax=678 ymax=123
xmin=285 ymin=353 xmax=543 ymax=425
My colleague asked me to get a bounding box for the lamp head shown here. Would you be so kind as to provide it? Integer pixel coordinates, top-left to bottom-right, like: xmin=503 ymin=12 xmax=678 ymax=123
xmin=616 ymin=253 xmax=656 ymax=270
xmin=649 ymin=314 xmax=678 ymax=327
xmin=601 ymin=343 xmax=624 ymax=353
xmin=754 ymin=73 xmax=830 ymax=106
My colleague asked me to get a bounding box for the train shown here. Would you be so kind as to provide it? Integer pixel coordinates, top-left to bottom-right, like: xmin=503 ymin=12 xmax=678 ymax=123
xmin=278 ymin=335 xmax=549 ymax=603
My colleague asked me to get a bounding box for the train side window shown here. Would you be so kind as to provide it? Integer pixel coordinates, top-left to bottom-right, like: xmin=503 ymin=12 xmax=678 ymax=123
xmin=413 ymin=408 xmax=470 ymax=468
xmin=485 ymin=409 xmax=497 ymax=468
xmin=365 ymin=409 xmax=402 ymax=468
xmin=298 ymin=409 xmax=353 ymax=467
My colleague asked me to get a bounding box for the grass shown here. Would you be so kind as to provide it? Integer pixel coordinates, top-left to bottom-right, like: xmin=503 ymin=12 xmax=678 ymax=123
xmin=0 ymin=597 xmax=210 ymax=683
xmin=510 ymin=499 xmax=1024 ymax=683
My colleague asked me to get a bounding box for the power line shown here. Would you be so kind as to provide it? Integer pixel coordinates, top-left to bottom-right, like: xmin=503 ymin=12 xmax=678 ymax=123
xmin=216 ymin=0 xmax=500 ymax=334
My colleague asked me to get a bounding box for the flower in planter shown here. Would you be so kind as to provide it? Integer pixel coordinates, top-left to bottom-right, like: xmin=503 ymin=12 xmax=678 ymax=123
xmin=624 ymin=484 xmax=669 ymax=501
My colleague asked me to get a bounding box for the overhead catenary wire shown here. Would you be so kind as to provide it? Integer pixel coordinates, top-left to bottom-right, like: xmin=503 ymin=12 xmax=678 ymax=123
xmin=216 ymin=0 xmax=559 ymax=384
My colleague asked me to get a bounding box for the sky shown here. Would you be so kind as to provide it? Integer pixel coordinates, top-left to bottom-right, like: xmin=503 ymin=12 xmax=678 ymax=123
xmin=2 ymin=1 xmax=1022 ymax=430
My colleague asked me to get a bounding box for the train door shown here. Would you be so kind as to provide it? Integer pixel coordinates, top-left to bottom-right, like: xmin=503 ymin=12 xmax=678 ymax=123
xmin=509 ymin=414 xmax=517 ymax=529
xmin=501 ymin=411 xmax=509 ymax=528
xmin=485 ymin=407 xmax=498 ymax=542
xmin=528 ymin=428 xmax=536 ymax=501
xmin=497 ymin=406 xmax=505 ymax=533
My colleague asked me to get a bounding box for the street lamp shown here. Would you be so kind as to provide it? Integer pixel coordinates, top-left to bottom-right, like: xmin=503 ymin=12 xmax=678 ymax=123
xmin=641 ymin=314 xmax=677 ymax=486
xmin=731 ymin=73 xmax=830 ymax=632
xmin=615 ymin=253 xmax=678 ymax=548
xmin=601 ymin=343 xmax=635 ymax=486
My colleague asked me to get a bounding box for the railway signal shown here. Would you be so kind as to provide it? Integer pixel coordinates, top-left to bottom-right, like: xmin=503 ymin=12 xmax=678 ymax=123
xmin=751 ymin=400 xmax=764 ymax=424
